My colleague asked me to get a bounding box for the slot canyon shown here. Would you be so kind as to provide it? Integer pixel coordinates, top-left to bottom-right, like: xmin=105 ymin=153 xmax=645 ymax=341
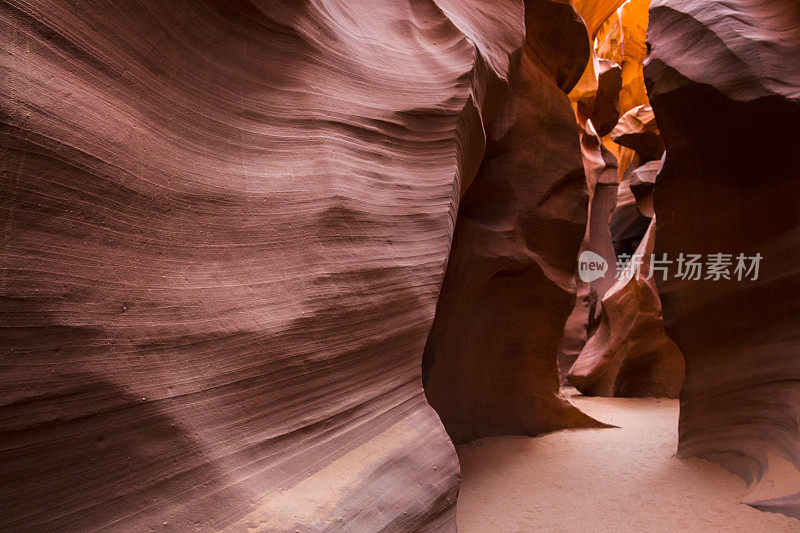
xmin=1 ymin=0 xmax=798 ymax=531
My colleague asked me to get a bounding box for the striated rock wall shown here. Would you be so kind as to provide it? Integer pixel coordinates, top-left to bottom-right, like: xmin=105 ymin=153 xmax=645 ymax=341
xmin=0 ymin=1 xmax=528 ymax=530
xmin=645 ymin=0 xmax=800 ymax=518
xmin=423 ymin=0 xmax=607 ymax=444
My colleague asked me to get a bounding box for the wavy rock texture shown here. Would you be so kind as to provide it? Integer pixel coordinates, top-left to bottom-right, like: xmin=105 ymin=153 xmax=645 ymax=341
xmin=557 ymin=120 xmax=618 ymax=376
xmin=568 ymin=219 xmax=685 ymax=397
xmin=610 ymin=104 xmax=664 ymax=162
xmin=572 ymin=0 xmax=626 ymax=40
xmin=610 ymin=171 xmax=650 ymax=255
xmin=0 ymin=1 xmax=529 ymax=530
xmin=558 ymin=0 xmax=628 ymax=376
xmin=646 ymin=0 xmax=800 ymax=518
xmin=563 ymin=98 xmax=681 ymax=397
xmin=628 ymin=157 xmax=661 ymax=217
xmin=562 ymin=3 xmax=682 ymax=395
xmin=610 ymin=169 xmax=651 ymax=256
xmin=591 ymin=0 xmax=651 ymax=178
xmin=558 ymin=1 xmax=626 ymax=378
xmin=614 ymin=0 xmax=650 ymax=116
xmin=568 ymin=0 xmax=625 ymax=135
xmin=423 ymin=0 xmax=607 ymax=444
xmin=590 ymin=59 xmax=624 ymax=138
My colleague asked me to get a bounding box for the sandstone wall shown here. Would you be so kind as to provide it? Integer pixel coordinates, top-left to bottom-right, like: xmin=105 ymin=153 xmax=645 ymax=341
xmin=0 ymin=1 xmax=528 ymax=530
xmin=645 ymin=0 xmax=800 ymax=517
xmin=423 ymin=0 xmax=606 ymax=444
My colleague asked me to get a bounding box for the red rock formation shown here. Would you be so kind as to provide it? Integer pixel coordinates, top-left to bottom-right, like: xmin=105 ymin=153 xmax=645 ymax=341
xmin=0 ymin=1 xmax=528 ymax=529
xmin=568 ymin=220 xmax=685 ymax=397
xmin=569 ymin=0 xmax=625 ymax=137
xmin=610 ymin=104 xmax=664 ymax=162
xmin=563 ymin=109 xmax=683 ymax=398
xmin=610 ymin=167 xmax=651 ymax=256
xmin=562 ymin=9 xmax=683 ymax=395
xmin=557 ymin=120 xmax=618 ymax=377
xmin=645 ymin=0 xmax=800 ymax=518
xmin=587 ymin=0 xmax=652 ymax=178
xmin=558 ymin=1 xmax=625 ymax=377
xmin=590 ymin=59 xmax=624 ymax=137
xmin=423 ymin=0 xmax=607 ymax=444
xmin=628 ymin=158 xmax=661 ymax=217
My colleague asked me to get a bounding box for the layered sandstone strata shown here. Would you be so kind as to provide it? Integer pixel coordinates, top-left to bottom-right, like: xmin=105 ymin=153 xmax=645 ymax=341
xmin=645 ymin=0 xmax=800 ymax=518
xmin=0 ymin=1 xmax=530 ymax=530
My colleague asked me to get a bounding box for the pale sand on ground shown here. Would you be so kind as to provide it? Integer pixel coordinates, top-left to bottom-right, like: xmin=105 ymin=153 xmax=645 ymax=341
xmin=456 ymin=388 xmax=800 ymax=532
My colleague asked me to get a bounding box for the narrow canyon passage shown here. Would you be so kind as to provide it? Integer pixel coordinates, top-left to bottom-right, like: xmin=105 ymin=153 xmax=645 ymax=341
xmin=2 ymin=0 xmax=800 ymax=530
xmin=456 ymin=390 xmax=800 ymax=532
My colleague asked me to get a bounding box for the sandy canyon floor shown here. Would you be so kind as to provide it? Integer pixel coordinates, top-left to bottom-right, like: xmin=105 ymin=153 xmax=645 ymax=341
xmin=456 ymin=389 xmax=800 ymax=532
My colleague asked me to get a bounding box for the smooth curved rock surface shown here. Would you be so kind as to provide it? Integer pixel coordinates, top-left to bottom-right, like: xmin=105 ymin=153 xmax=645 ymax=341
xmin=629 ymin=157 xmax=662 ymax=217
xmin=645 ymin=0 xmax=800 ymax=518
xmin=590 ymin=59 xmax=624 ymax=138
xmin=559 ymin=0 xmax=638 ymax=379
xmin=557 ymin=119 xmax=618 ymax=377
xmin=610 ymin=169 xmax=651 ymax=256
xmin=572 ymin=0 xmax=626 ymax=40
xmin=568 ymin=220 xmax=685 ymax=398
xmin=423 ymin=0 xmax=607 ymax=444
xmin=615 ymin=0 xmax=650 ymax=114
xmin=590 ymin=0 xmax=651 ymax=179
xmin=610 ymin=104 xmax=664 ymax=162
xmin=0 ymin=1 xmax=528 ymax=530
